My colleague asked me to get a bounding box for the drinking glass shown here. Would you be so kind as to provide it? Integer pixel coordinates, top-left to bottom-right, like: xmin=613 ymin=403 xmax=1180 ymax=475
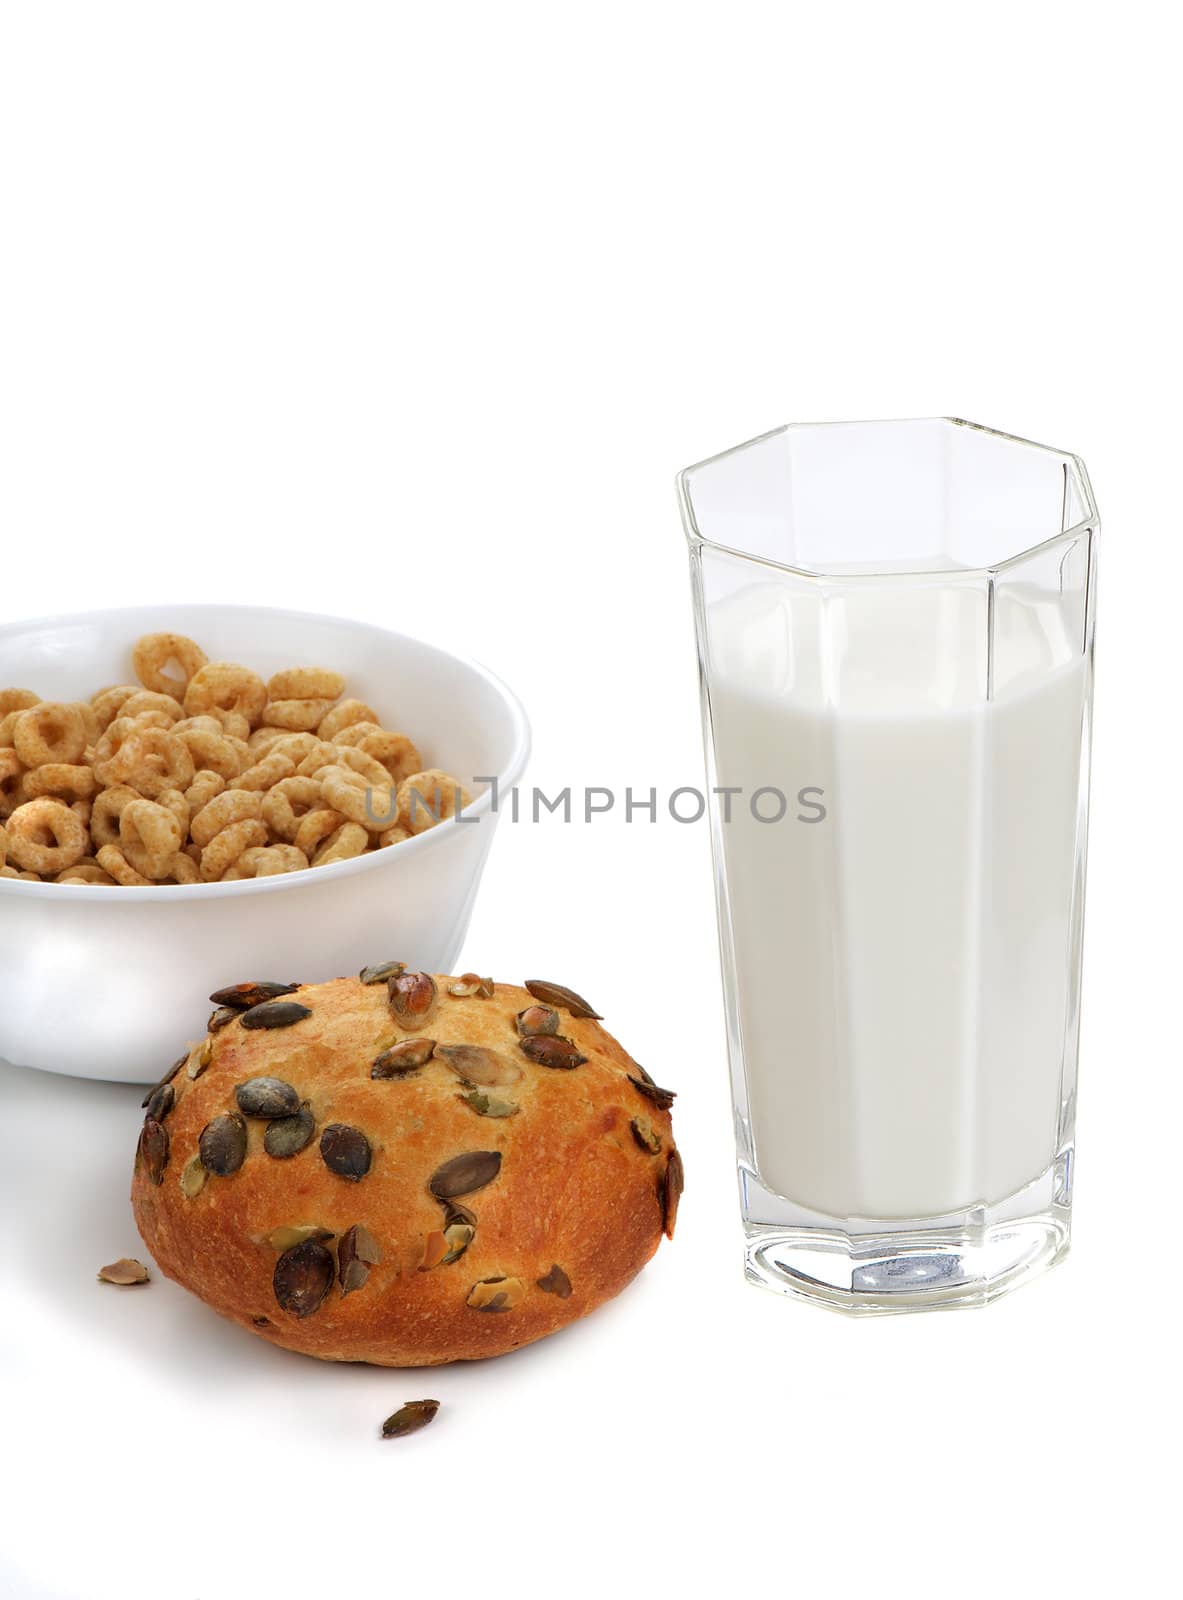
xmin=679 ymin=419 xmax=1098 ymax=1312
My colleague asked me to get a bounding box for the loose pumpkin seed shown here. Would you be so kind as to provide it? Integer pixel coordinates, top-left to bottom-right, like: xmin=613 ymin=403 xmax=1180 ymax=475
xmin=381 ymin=1399 xmax=439 ymax=1439
xmin=263 ymin=1104 xmax=316 ymax=1158
xmin=239 ymin=999 xmax=312 ymax=1030
xmin=523 ymin=978 xmax=602 ymax=1020
xmin=97 ymin=1258 xmax=150 ymax=1285
xmin=320 ymin=1123 xmax=372 ymax=1181
xmin=140 ymin=1055 xmax=186 ymax=1108
xmin=388 ymin=970 xmax=436 ymax=1027
xmin=458 ymin=1089 xmax=518 ymax=1118
xmin=208 ymin=1005 xmax=239 ymax=1033
xmin=628 ymin=1074 xmax=676 ymax=1111
xmin=516 ymin=1004 xmax=560 ymax=1037
xmin=359 ymin=959 xmax=405 ymax=986
xmin=447 ymin=973 xmax=494 ymax=998
xmin=180 ymin=1154 xmax=207 ymax=1198
xmin=235 ymin=1076 xmax=301 ymax=1118
xmin=265 ymin=1224 xmax=333 ymax=1251
xmin=661 ymin=1148 xmax=685 ymax=1239
xmin=198 ymin=1112 xmax=247 ymax=1176
xmin=371 ymin=1037 xmax=436 ymax=1078
xmin=273 ymin=1239 xmax=334 ymax=1317
xmin=145 ymin=1082 xmax=175 ymax=1123
xmin=519 ymin=1034 xmax=587 ymax=1070
xmin=435 ymin=1043 xmax=522 ymax=1088
xmin=209 ymin=980 xmax=300 ymax=1009
xmin=428 ymin=1150 xmax=502 ymax=1199
xmin=466 ymin=1276 xmax=526 ymax=1312
xmin=630 ymin=1115 xmax=662 ymax=1154
xmin=138 ymin=1118 xmax=169 ymax=1185
xmin=536 ymin=1263 xmax=572 ymax=1299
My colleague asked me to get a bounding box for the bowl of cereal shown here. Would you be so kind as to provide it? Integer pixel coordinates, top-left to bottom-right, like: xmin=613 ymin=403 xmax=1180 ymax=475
xmin=0 ymin=605 xmax=529 ymax=1082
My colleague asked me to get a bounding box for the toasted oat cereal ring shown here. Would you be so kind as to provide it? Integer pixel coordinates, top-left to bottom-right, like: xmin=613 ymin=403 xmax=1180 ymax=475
xmin=56 ymin=861 xmax=117 ymax=886
xmin=200 ymin=817 xmax=268 ymax=881
xmin=316 ymin=698 xmax=378 ymax=742
xmin=246 ymin=725 xmax=289 ymax=754
xmin=95 ymin=844 xmax=151 ymax=886
xmin=0 ymin=689 xmax=40 ymax=717
xmin=330 ymin=720 xmax=384 ymax=747
xmin=294 ymin=741 xmax=342 ymax=778
xmin=266 ymin=732 xmax=322 ymax=764
xmin=91 ymin=786 xmax=141 ymax=848
xmin=0 ymin=749 xmax=25 ymax=818
xmin=106 ymin=726 xmax=195 ymax=799
xmin=355 ymin=729 xmax=422 ymax=786
xmin=12 ymin=702 xmax=88 ymax=768
xmin=5 ymin=798 xmax=87 ymax=874
xmin=312 ymin=821 xmax=370 ymax=866
xmin=267 ymin=667 xmax=346 ymax=702
xmin=183 ymin=663 xmax=268 ymax=729
xmin=307 ymin=743 xmax=390 ymax=789
xmin=119 ymin=690 xmax=184 ymax=724
xmin=132 ymin=633 xmax=209 ymax=698
xmin=120 ymin=798 xmax=184 ymax=879
xmin=224 ymin=843 xmax=309 ymax=880
xmin=208 ymin=708 xmax=252 ymax=741
xmin=396 ymin=769 xmax=473 ymax=834
xmin=1 ymin=865 xmax=40 ymax=880
xmin=293 ymin=807 xmax=346 ymax=861
xmin=20 ymin=763 xmax=98 ymax=803
xmin=184 ymin=769 xmax=226 ymax=813
xmin=172 ymin=723 xmax=245 ymax=781
xmin=0 ymin=711 xmax=23 ymax=746
xmin=90 ymin=685 xmax=140 ymax=732
xmin=320 ymin=765 xmax=396 ymax=831
xmin=261 ymin=775 xmax=322 ymax=841
xmin=71 ymin=798 xmax=93 ymax=830
xmin=377 ymin=824 xmax=411 ymax=847
xmin=163 ymin=851 xmax=200 ymax=884
xmin=261 ymin=697 xmax=336 ymax=732
xmin=156 ymin=787 xmax=190 ymax=837
xmin=230 ymin=750 xmax=296 ymax=793
xmin=191 ymin=787 xmax=263 ymax=849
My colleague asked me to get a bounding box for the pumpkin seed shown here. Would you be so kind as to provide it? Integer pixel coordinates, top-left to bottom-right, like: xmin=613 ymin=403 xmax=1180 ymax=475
xmin=447 ymin=973 xmax=494 ymax=998
xmin=188 ymin=1036 xmax=214 ymax=1079
xmin=209 ymin=980 xmax=300 ymax=1009
xmin=536 ymin=1263 xmax=572 ymax=1299
xmin=428 ymin=1149 xmax=502 ymax=1199
xmin=235 ymin=1076 xmax=301 ymax=1118
xmin=441 ymin=1221 xmax=475 ymax=1263
xmin=435 ymin=1043 xmax=522 ymax=1088
xmin=138 ymin=1118 xmax=169 ymax=1186
xmin=466 ymin=1275 xmax=526 ymax=1312
xmin=97 ymin=1258 xmax=150 ymax=1285
xmin=381 ymin=1399 xmax=439 ymax=1439
xmin=388 ymin=970 xmax=436 ymax=1027
xmin=359 ymin=959 xmax=405 ymax=986
xmin=180 ymin=1154 xmax=207 ymax=1198
xmin=443 ymin=1199 xmax=477 ymax=1229
xmin=320 ymin=1123 xmax=372 ymax=1181
xmin=140 ymin=1055 xmax=186 ymax=1108
xmin=523 ymin=978 xmax=602 ymax=1019
xmin=516 ymin=1004 xmax=560 ymax=1037
xmin=630 ymin=1115 xmax=662 ymax=1154
xmin=628 ymin=1074 xmax=676 ymax=1112
xmin=239 ymin=999 xmax=313 ymax=1030
xmin=208 ymin=1005 xmax=239 ymax=1033
xmin=265 ymin=1224 xmax=333 ymax=1251
xmin=519 ymin=1034 xmax=587 ymax=1070
xmin=145 ymin=1082 xmax=175 ymax=1123
xmin=661 ymin=1148 xmax=685 ymax=1239
xmin=458 ymin=1088 xmax=518 ymax=1118
xmin=273 ymin=1239 xmax=334 ymax=1317
xmin=198 ymin=1112 xmax=247 ymax=1176
xmin=419 ymin=1231 xmax=448 ymax=1270
xmin=338 ymin=1223 xmax=382 ymax=1296
xmin=371 ymin=1037 xmax=436 ymax=1078
xmin=252 ymin=1315 xmax=272 ymax=1328
xmin=263 ymin=1104 xmax=316 ymax=1158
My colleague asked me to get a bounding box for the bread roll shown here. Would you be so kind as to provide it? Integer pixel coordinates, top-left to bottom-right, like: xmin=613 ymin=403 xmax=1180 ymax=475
xmin=131 ymin=970 xmax=681 ymax=1364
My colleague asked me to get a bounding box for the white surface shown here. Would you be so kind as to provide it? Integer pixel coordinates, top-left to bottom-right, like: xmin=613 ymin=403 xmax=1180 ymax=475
xmin=710 ymin=582 xmax=1088 ymax=1215
xmin=0 ymin=604 xmax=528 ymax=1080
xmin=0 ymin=4 xmax=1178 ymax=1597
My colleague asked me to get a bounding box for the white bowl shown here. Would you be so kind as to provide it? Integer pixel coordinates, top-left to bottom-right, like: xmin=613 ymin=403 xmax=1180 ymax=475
xmin=0 ymin=604 xmax=529 ymax=1082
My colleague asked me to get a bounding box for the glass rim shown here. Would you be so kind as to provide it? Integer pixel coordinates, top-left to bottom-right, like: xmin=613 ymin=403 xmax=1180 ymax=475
xmin=677 ymin=416 xmax=1099 ymax=584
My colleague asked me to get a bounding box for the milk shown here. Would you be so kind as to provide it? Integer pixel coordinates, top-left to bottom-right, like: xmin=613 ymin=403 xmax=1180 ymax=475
xmin=708 ymin=579 xmax=1089 ymax=1220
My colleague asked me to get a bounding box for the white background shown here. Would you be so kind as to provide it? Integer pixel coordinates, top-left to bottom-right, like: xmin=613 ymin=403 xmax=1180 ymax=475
xmin=1 ymin=3 xmax=1178 ymax=1596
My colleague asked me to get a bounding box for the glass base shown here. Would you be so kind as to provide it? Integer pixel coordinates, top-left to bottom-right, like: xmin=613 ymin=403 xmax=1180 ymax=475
xmin=741 ymin=1154 xmax=1072 ymax=1315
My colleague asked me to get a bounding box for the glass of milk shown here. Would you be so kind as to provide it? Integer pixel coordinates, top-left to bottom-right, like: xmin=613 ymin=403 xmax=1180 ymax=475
xmin=679 ymin=419 xmax=1098 ymax=1313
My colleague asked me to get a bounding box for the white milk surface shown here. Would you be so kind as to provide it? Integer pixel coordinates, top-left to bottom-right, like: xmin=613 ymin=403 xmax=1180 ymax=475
xmin=708 ymin=580 xmax=1088 ymax=1218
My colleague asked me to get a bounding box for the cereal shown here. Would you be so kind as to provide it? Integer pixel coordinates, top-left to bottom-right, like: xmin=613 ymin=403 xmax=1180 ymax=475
xmin=5 ymin=799 xmax=88 ymax=874
xmin=0 ymin=632 xmax=471 ymax=887
xmin=132 ymin=633 xmax=209 ymax=698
